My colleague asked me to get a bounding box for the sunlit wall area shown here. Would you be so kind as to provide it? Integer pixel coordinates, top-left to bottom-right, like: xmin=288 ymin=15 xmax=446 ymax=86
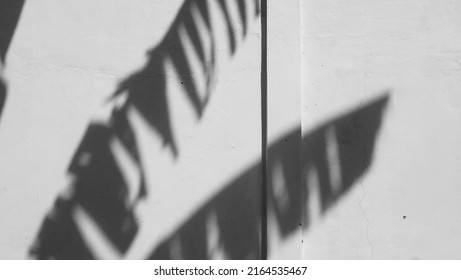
xmin=301 ymin=0 xmax=461 ymax=259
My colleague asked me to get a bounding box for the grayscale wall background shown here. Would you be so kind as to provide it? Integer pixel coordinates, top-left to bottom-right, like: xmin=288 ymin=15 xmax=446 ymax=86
xmin=0 ymin=0 xmax=460 ymax=259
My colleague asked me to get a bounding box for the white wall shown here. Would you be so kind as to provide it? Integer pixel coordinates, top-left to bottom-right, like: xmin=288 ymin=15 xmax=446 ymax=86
xmin=1 ymin=0 xmax=461 ymax=260
xmin=266 ymin=0 xmax=302 ymax=259
xmin=0 ymin=0 xmax=261 ymax=259
xmin=301 ymin=0 xmax=461 ymax=259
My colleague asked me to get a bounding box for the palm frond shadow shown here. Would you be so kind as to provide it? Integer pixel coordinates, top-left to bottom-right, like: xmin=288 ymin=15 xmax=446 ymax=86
xmin=147 ymin=93 xmax=390 ymax=259
xmin=30 ymin=0 xmax=261 ymax=259
xmin=112 ymin=0 xmax=261 ymax=157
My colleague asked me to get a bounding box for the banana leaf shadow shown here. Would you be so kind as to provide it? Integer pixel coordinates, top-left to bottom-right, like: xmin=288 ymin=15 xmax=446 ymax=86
xmin=147 ymin=93 xmax=390 ymax=259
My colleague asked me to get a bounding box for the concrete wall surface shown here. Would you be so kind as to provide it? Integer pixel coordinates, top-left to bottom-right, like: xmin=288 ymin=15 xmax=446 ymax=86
xmin=301 ymin=0 xmax=461 ymax=259
xmin=0 ymin=0 xmax=461 ymax=260
xmin=0 ymin=0 xmax=262 ymax=259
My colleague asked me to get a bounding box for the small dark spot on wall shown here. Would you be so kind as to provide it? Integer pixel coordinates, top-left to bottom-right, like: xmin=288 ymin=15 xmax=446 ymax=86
xmin=298 ymin=222 xmax=302 ymax=226
xmin=403 ymin=216 xmax=406 ymax=219
xmin=180 ymin=81 xmax=184 ymax=84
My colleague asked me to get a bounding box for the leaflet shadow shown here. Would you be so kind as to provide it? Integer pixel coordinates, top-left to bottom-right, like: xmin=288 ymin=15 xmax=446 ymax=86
xmin=269 ymin=93 xmax=390 ymax=239
xmin=147 ymin=93 xmax=390 ymax=259
xmin=30 ymin=0 xmax=261 ymax=259
xmin=0 ymin=0 xmax=25 ymax=123
xmin=112 ymin=0 xmax=261 ymax=157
